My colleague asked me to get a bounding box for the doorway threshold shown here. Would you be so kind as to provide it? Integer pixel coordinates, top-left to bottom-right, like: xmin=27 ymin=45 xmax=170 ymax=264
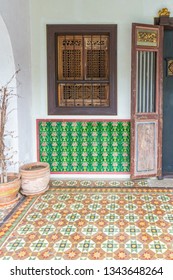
xmin=163 ymin=173 xmax=173 ymax=179
xmin=149 ymin=177 xmax=173 ymax=188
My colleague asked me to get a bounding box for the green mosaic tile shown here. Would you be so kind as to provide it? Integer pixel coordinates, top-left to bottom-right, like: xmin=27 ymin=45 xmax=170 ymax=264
xmin=38 ymin=121 xmax=130 ymax=172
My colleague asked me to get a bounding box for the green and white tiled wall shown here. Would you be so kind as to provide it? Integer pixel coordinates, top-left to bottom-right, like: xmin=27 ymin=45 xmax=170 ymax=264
xmin=37 ymin=120 xmax=130 ymax=173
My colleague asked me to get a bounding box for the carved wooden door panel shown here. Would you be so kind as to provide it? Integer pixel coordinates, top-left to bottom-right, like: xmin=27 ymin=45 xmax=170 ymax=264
xmin=131 ymin=23 xmax=163 ymax=179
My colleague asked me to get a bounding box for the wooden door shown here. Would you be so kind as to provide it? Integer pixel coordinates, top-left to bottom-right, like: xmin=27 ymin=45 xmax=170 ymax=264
xmin=131 ymin=23 xmax=163 ymax=179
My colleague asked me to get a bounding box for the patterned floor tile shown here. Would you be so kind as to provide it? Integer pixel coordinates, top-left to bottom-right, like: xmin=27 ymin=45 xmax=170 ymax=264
xmin=149 ymin=240 xmax=167 ymax=254
xmin=81 ymin=225 xmax=98 ymax=236
xmin=54 ymin=239 xmax=72 ymax=252
xmin=0 ymin=180 xmax=173 ymax=260
xmin=101 ymin=240 xmax=119 ymax=253
xmin=77 ymin=239 xmax=96 ymax=253
xmin=125 ymin=239 xmax=143 ymax=254
xmin=146 ymin=225 xmax=163 ymax=237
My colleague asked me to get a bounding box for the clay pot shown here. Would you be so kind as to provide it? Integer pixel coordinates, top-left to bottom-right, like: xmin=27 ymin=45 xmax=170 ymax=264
xmin=0 ymin=173 xmax=21 ymax=206
xmin=19 ymin=162 xmax=50 ymax=196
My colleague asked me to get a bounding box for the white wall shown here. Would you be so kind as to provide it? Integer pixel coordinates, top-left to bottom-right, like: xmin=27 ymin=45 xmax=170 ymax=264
xmin=0 ymin=15 xmax=18 ymax=172
xmin=0 ymin=0 xmax=32 ymax=166
xmin=29 ymin=0 xmax=173 ymax=168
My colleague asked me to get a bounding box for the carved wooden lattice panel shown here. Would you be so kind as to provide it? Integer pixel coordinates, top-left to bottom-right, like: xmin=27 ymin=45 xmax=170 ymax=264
xmin=136 ymin=28 xmax=158 ymax=47
xmin=57 ymin=35 xmax=109 ymax=107
xmin=84 ymin=35 xmax=108 ymax=80
xmin=58 ymin=84 xmax=109 ymax=107
xmin=58 ymin=36 xmax=83 ymax=80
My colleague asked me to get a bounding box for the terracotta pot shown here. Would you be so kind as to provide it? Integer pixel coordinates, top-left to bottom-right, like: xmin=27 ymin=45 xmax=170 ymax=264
xmin=19 ymin=162 xmax=50 ymax=196
xmin=0 ymin=173 xmax=21 ymax=206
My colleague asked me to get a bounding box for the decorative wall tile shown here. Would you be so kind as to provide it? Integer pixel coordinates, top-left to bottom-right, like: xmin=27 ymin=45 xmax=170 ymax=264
xmin=38 ymin=120 xmax=130 ymax=173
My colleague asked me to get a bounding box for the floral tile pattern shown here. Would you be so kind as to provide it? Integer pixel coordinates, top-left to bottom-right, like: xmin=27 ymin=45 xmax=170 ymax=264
xmin=38 ymin=120 xmax=130 ymax=173
xmin=0 ymin=180 xmax=173 ymax=260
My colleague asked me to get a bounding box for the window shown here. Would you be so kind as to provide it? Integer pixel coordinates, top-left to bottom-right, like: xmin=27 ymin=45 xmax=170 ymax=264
xmin=47 ymin=24 xmax=117 ymax=115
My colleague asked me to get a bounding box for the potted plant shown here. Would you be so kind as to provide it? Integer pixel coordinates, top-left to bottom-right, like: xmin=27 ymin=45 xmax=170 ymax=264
xmin=0 ymin=71 xmax=21 ymax=206
xmin=19 ymin=162 xmax=50 ymax=196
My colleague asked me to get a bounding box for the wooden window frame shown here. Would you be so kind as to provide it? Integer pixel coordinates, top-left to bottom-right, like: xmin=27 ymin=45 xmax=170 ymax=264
xmin=47 ymin=24 xmax=117 ymax=115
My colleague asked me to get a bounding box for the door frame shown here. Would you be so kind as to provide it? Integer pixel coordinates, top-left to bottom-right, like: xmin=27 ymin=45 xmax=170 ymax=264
xmin=154 ymin=18 xmax=173 ymax=178
xmin=159 ymin=25 xmax=173 ymax=178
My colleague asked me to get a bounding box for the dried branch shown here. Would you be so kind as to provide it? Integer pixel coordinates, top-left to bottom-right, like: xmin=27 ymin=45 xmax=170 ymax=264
xmin=4 ymin=68 xmax=20 ymax=88
xmin=0 ymin=69 xmax=20 ymax=183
